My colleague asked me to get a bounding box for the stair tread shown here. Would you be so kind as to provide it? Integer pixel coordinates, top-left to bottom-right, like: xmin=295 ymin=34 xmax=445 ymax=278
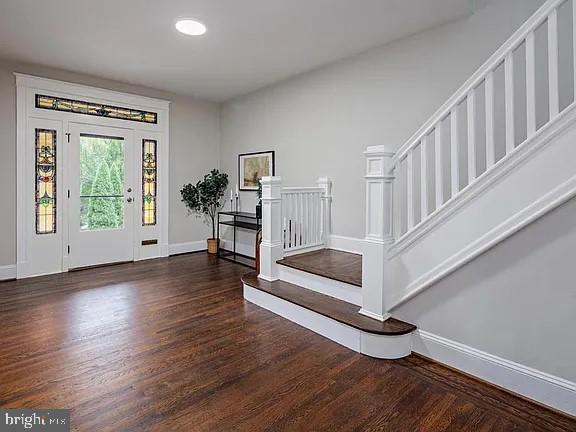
xmin=242 ymin=272 xmax=416 ymax=336
xmin=277 ymin=249 xmax=362 ymax=287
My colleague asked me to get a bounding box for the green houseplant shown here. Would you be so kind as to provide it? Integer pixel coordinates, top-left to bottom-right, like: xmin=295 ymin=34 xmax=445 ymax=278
xmin=180 ymin=169 xmax=228 ymax=254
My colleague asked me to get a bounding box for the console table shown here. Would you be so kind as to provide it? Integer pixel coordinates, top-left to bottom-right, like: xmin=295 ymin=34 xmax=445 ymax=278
xmin=217 ymin=211 xmax=261 ymax=268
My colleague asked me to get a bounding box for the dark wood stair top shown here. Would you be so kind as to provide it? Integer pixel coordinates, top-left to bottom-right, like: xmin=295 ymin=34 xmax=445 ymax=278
xmin=277 ymin=249 xmax=362 ymax=287
xmin=242 ymin=272 xmax=416 ymax=336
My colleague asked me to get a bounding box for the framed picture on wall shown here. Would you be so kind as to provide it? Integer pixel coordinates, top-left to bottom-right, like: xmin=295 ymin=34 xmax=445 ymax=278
xmin=238 ymin=151 xmax=275 ymax=191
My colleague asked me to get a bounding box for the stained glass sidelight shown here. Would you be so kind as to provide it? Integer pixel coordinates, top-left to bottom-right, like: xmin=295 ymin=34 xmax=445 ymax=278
xmin=35 ymin=129 xmax=57 ymax=234
xmin=142 ymin=139 xmax=157 ymax=226
xmin=36 ymin=94 xmax=158 ymax=124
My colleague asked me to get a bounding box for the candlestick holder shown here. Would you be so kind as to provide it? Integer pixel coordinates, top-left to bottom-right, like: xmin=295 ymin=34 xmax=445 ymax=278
xmin=235 ymin=196 xmax=239 ymax=213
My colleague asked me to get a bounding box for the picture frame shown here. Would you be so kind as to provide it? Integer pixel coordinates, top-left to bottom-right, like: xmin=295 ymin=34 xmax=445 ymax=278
xmin=238 ymin=151 xmax=275 ymax=191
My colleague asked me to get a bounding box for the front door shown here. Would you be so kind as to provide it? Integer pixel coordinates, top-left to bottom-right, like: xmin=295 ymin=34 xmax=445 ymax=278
xmin=68 ymin=123 xmax=135 ymax=269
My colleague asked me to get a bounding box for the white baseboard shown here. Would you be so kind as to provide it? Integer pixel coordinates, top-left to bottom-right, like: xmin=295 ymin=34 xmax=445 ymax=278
xmin=168 ymin=241 xmax=206 ymax=255
xmin=278 ymin=265 xmax=362 ymax=306
xmin=413 ymin=330 xmax=576 ymax=416
xmin=244 ymin=283 xmax=412 ymax=359
xmin=0 ymin=264 xmax=16 ymax=281
xmin=328 ymin=235 xmax=363 ymax=255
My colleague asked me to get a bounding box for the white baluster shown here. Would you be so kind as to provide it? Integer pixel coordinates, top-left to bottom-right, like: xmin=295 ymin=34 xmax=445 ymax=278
xmin=526 ymin=31 xmax=537 ymax=137
xmin=299 ymin=193 xmax=306 ymax=245
xmin=467 ymin=90 xmax=476 ymax=183
xmin=407 ymin=150 xmax=415 ymax=230
xmin=485 ymin=71 xmax=496 ymax=168
xmin=295 ymin=193 xmax=300 ymax=247
xmin=435 ymin=122 xmax=444 ymax=208
xmin=420 ymin=137 xmax=428 ymax=220
xmin=304 ymin=192 xmax=309 ymax=246
xmin=548 ymin=8 xmax=560 ymax=119
xmin=316 ymin=192 xmax=319 ymax=244
xmin=505 ymin=52 xmax=515 ymax=154
xmin=450 ymin=107 xmax=460 ymax=196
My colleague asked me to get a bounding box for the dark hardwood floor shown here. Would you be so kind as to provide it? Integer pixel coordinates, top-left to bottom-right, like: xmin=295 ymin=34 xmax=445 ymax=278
xmin=277 ymin=249 xmax=363 ymax=287
xmin=0 ymin=253 xmax=573 ymax=431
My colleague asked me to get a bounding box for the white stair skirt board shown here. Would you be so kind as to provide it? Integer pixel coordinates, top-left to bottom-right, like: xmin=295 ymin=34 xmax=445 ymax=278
xmin=278 ymin=265 xmax=362 ymax=306
xmin=413 ymin=330 xmax=576 ymax=416
xmin=0 ymin=264 xmax=16 ymax=281
xmin=244 ymin=284 xmax=412 ymax=359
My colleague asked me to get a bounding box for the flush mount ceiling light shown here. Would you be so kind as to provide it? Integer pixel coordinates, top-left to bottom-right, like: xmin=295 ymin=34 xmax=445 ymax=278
xmin=175 ymin=19 xmax=207 ymax=36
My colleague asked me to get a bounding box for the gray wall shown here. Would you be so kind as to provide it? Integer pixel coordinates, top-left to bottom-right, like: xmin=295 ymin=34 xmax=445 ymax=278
xmin=220 ymin=0 xmax=546 ymax=239
xmin=395 ymin=197 xmax=576 ymax=382
xmin=0 ymin=59 xmax=220 ymax=266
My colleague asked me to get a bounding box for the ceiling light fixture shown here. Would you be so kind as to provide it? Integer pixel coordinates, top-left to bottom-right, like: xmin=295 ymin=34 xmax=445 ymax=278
xmin=175 ymin=19 xmax=207 ymax=36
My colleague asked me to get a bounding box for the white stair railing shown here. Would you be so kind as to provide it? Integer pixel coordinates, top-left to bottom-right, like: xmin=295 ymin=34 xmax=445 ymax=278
xmin=361 ymin=0 xmax=576 ymax=321
xmin=259 ymin=176 xmax=332 ymax=281
xmin=282 ymin=177 xmax=332 ymax=253
xmin=391 ymin=0 xmax=573 ymax=242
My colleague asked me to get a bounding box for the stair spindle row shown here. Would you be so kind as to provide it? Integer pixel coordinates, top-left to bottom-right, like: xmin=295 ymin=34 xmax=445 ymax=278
xmin=395 ymin=0 xmax=574 ymax=241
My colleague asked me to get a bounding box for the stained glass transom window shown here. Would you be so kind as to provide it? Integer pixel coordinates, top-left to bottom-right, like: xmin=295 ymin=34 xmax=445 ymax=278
xmin=142 ymin=139 xmax=157 ymax=226
xmin=36 ymin=94 xmax=158 ymax=124
xmin=35 ymin=129 xmax=57 ymax=234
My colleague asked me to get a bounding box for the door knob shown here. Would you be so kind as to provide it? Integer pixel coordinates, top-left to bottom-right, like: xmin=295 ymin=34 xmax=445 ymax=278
xmin=127 ymin=188 xmax=132 ymax=193
xmin=127 ymin=197 xmax=133 ymax=203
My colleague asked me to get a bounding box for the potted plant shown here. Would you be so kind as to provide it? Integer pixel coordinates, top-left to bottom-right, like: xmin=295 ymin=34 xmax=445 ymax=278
xmin=180 ymin=169 xmax=228 ymax=254
xmin=255 ymin=180 xmax=262 ymax=219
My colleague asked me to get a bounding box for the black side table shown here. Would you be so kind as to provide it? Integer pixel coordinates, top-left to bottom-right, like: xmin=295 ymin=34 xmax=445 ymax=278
xmin=217 ymin=211 xmax=261 ymax=268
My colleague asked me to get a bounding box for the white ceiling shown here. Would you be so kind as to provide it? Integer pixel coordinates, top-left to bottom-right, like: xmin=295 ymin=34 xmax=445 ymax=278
xmin=0 ymin=0 xmax=475 ymax=101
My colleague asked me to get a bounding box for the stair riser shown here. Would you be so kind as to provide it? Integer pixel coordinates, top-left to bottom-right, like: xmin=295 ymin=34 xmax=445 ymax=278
xmin=278 ymin=265 xmax=362 ymax=306
xmin=244 ymin=284 xmax=412 ymax=359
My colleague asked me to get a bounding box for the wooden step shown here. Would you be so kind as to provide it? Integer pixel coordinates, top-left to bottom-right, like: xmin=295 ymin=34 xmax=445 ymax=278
xmin=242 ymin=272 xmax=415 ymax=336
xmin=277 ymin=249 xmax=362 ymax=287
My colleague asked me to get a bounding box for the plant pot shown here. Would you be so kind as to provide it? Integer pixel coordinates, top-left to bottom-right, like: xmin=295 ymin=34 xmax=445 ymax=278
xmin=207 ymin=238 xmax=219 ymax=254
xmin=255 ymin=203 xmax=262 ymax=219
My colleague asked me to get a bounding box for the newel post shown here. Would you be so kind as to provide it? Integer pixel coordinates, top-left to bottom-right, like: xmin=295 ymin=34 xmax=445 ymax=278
xmin=317 ymin=177 xmax=333 ymax=246
xmin=259 ymin=176 xmax=284 ymax=281
xmin=360 ymin=146 xmax=395 ymax=322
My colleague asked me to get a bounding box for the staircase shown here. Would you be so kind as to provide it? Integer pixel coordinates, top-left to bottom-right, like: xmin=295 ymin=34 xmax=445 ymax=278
xmin=244 ymin=0 xmax=576 ymax=413
xmin=243 ymin=249 xmax=416 ymax=359
xmin=244 ymin=174 xmax=418 ymax=358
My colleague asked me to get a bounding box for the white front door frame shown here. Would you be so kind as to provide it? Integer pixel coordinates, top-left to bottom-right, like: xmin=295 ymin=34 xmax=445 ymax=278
xmin=15 ymin=73 xmax=171 ymax=278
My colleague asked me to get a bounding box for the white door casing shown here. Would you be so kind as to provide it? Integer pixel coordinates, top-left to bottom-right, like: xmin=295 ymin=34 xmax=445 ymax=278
xmin=16 ymin=74 xmax=170 ymax=278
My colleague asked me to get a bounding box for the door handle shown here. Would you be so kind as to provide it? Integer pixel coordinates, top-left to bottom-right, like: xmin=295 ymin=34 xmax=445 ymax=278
xmin=127 ymin=188 xmax=132 ymax=193
xmin=127 ymin=197 xmax=133 ymax=203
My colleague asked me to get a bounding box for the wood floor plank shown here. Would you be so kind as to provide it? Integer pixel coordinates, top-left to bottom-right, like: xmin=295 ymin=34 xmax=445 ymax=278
xmin=0 ymin=253 xmax=573 ymax=431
